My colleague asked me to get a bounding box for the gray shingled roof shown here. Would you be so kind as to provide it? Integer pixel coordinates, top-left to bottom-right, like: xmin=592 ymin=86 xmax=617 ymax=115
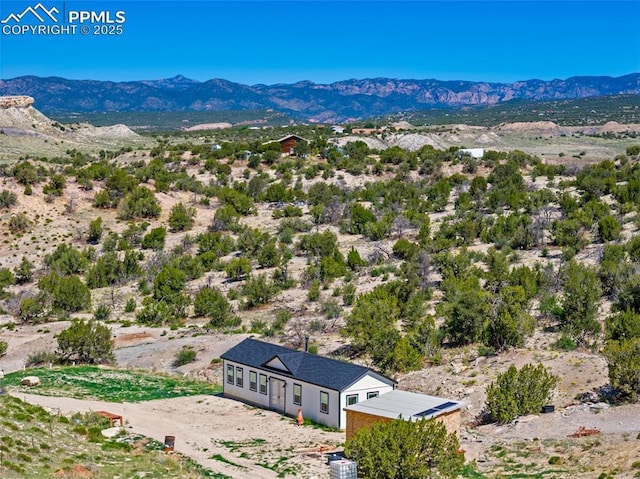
xmin=220 ymin=338 xmax=394 ymax=391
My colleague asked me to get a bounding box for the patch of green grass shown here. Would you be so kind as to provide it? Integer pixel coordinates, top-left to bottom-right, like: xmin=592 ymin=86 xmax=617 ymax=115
xmin=0 ymin=395 xmax=217 ymax=478
xmin=481 ymin=439 xmax=573 ymax=479
xmin=211 ymin=453 xmax=244 ymax=468
xmin=4 ymin=366 xmax=221 ymax=402
xmin=256 ymin=455 xmax=301 ymax=478
xmin=459 ymin=465 xmax=490 ymax=478
xmin=219 ymin=438 xmax=267 ymax=452
xmin=297 ymin=416 xmax=339 ymax=432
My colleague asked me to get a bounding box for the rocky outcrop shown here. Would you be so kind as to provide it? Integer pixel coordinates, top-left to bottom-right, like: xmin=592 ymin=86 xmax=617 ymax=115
xmin=497 ymin=121 xmax=567 ymax=136
xmin=21 ymin=376 xmax=41 ymax=386
xmin=0 ymin=96 xmax=34 ymax=108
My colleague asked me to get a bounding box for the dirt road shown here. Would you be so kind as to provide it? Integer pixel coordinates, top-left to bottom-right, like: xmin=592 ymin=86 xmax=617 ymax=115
xmin=14 ymin=392 xmax=343 ymax=479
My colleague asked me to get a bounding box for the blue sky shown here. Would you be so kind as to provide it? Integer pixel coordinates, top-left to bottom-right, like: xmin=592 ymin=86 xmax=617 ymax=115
xmin=0 ymin=1 xmax=638 ymax=85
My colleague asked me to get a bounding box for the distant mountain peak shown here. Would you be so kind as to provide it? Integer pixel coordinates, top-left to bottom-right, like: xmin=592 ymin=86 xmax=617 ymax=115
xmin=139 ymin=75 xmax=200 ymax=91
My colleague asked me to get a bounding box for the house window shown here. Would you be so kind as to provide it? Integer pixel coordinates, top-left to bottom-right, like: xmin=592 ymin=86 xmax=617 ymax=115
xmin=367 ymin=391 xmax=379 ymax=399
xmin=259 ymin=374 xmax=267 ymax=395
xmin=346 ymin=394 xmax=358 ymax=406
xmin=236 ymin=367 xmax=243 ymax=387
xmin=320 ymin=391 xmax=329 ymax=414
xmin=226 ymin=365 xmax=234 ymax=385
xmin=293 ymin=383 xmax=302 ymax=405
xmin=249 ymin=371 xmax=257 ymax=391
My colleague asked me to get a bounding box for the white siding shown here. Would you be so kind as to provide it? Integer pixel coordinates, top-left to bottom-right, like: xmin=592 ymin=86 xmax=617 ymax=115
xmin=338 ymin=374 xmax=394 ymax=429
xmin=223 ymin=360 xmax=271 ymax=408
xmin=295 ymin=381 xmax=341 ymax=429
xmin=222 ymin=359 xmax=342 ymax=428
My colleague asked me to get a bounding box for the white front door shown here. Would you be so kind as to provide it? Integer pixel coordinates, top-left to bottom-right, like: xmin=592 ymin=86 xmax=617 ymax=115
xmin=269 ymin=378 xmax=286 ymax=413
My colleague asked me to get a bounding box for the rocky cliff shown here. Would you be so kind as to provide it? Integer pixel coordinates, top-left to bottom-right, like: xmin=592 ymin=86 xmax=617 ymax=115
xmin=0 ymin=95 xmax=35 ymax=108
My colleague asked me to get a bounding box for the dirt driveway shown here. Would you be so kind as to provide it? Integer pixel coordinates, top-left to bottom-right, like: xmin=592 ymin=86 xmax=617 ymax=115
xmin=14 ymin=392 xmax=344 ymax=479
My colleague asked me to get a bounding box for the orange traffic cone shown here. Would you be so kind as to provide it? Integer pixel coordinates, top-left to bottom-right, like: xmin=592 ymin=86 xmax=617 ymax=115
xmin=296 ymin=408 xmax=304 ymax=426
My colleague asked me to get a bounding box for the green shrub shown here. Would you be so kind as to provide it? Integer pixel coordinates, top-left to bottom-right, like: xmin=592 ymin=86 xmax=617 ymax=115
xmin=308 ymin=280 xmax=321 ymax=302
xmin=193 ymin=286 xmax=237 ymax=328
xmin=627 ymin=145 xmax=640 ymax=157
xmin=321 ymin=300 xmax=341 ymax=319
xmin=342 ymin=283 xmax=356 ymax=306
xmin=93 ymin=303 xmax=111 ymax=322
xmin=5 ymin=461 xmax=25 ymax=473
xmin=124 ymin=297 xmax=136 ymax=313
xmin=101 ymin=440 xmax=132 ymax=452
xmin=9 ymin=212 xmax=30 ymax=233
xmin=87 ymin=426 xmax=104 ymax=442
xmin=44 ymin=244 xmax=88 ymax=275
xmin=225 ymin=257 xmax=252 ymax=280
xmin=486 ymin=363 xmax=557 ymax=423
xmin=14 ymin=256 xmax=34 ymax=284
xmin=242 ymin=274 xmax=278 ymax=309
xmin=18 ymin=297 xmax=46 ymax=323
xmin=168 ymin=202 xmax=196 ymax=231
xmin=141 ymin=226 xmax=166 ymax=250
xmin=0 ymin=189 xmax=17 ymax=208
xmin=25 ymin=350 xmax=58 ymax=367
xmin=598 ymin=215 xmax=621 ymax=242
xmin=42 ymin=174 xmax=66 ymax=196
xmin=603 ymin=338 xmax=640 ymax=400
xmin=87 ymin=217 xmax=103 ymax=244
xmin=57 ymin=319 xmax=115 ymax=364
xmin=345 ymin=417 xmax=463 ymax=479
xmin=605 ymin=310 xmax=640 ymax=341
xmin=117 ymin=186 xmax=161 ymax=220
xmin=39 ymin=272 xmax=91 ymax=313
xmin=554 ymin=334 xmax=577 ymax=351
xmin=173 ymin=346 xmax=197 ymax=367
xmin=477 ymin=344 xmax=496 ymax=357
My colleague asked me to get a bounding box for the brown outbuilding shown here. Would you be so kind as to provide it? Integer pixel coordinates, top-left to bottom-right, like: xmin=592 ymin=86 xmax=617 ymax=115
xmin=276 ymin=134 xmax=309 ymax=154
xmin=343 ymin=389 xmax=464 ymax=441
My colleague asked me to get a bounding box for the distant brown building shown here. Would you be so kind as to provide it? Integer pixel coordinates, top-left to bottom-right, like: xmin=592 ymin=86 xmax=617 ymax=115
xmin=351 ymin=127 xmax=385 ymax=135
xmin=276 ymin=134 xmax=309 ymax=154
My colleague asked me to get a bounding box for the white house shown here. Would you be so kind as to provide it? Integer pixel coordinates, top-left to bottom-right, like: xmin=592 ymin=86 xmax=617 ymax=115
xmin=220 ymin=338 xmax=395 ymax=429
xmin=457 ymin=148 xmax=484 ymax=159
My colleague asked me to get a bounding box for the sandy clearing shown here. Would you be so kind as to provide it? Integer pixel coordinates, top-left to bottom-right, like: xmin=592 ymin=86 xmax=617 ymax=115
xmin=14 ymin=392 xmax=344 ymax=479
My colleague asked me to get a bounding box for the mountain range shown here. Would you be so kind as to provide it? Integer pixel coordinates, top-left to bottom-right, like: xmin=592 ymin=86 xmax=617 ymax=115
xmin=0 ymin=73 xmax=638 ymax=122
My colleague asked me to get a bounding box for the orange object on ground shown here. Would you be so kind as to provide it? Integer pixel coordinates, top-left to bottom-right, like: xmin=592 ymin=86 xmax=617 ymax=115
xmin=297 ymin=408 xmax=304 ymax=426
xmin=97 ymin=410 xmax=123 ymax=427
xmin=568 ymin=426 xmax=600 ymax=438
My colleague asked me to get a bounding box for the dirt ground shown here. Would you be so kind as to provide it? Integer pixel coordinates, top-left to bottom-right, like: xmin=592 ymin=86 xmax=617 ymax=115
xmin=12 ymin=392 xmax=344 ymax=479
